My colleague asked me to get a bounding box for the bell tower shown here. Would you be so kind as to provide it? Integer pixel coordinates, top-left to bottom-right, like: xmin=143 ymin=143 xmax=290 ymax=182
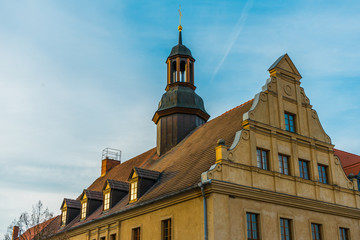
xmin=152 ymin=25 xmax=210 ymax=156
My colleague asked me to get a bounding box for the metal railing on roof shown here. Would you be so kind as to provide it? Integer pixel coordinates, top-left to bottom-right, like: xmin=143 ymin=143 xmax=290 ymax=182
xmin=102 ymin=148 xmax=121 ymax=161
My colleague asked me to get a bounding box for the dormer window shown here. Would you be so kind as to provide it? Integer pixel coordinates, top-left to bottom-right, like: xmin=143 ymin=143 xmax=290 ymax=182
xmin=80 ymin=190 xmax=103 ymax=220
xmin=81 ymin=201 xmax=87 ymax=219
xmin=128 ymin=167 xmax=160 ymax=203
xmin=130 ymin=181 xmax=138 ymax=202
xmin=61 ymin=209 xmax=67 ymax=226
xmin=60 ymin=199 xmax=81 ymax=226
xmin=102 ymin=179 xmax=129 ymax=211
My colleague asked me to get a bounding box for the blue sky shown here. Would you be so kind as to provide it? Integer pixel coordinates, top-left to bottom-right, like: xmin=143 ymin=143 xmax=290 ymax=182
xmin=1 ymin=0 xmax=360 ymax=236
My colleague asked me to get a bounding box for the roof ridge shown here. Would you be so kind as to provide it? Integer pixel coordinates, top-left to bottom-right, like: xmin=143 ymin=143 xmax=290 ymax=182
xmin=219 ymin=99 xmax=254 ymax=117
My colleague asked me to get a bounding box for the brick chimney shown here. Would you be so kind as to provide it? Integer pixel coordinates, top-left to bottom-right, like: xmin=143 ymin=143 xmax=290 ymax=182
xmin=12 ymin=226 xmax=19 ymax=240
xmin=101 ymin=148 xmax=121 ymax=176
xmin=101 ymin=158 xmax=120 ymax=176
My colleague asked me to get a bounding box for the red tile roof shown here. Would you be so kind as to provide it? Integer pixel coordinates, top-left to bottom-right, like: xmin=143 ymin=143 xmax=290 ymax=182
xmin=16 ymin=217 xmax=58 ymax=240
xmin=335 ymin=149 xmax=360 ymax=176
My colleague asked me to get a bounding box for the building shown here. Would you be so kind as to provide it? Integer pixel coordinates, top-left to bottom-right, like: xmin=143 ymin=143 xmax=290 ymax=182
xmin=13 ymin=25 xmax=360 ymax=240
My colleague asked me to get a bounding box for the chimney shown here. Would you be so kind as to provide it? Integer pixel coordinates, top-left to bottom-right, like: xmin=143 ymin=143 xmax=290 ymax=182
xmin=12 ymin=226 xmax=19 ymax=240
xmin=101 ymin=148 xmax=121 ymax=176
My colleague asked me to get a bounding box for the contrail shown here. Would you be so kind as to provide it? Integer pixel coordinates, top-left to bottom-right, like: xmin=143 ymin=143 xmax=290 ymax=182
xmin=212 ymin=0 xmax=253 ymax=80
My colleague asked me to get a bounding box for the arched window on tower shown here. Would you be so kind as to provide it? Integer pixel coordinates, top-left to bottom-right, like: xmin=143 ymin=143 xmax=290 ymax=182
xmin=180 ymin=60 xmax=186 ymax=82
xmin=189 ymin=62 xmax=193 ymax=84
xmin=171 ymin=61 xmax=177 ymax=83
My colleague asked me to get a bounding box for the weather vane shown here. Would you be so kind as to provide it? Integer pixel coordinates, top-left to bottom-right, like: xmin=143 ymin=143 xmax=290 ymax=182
xmin=178 ymin=5 xmax=183 ymax=31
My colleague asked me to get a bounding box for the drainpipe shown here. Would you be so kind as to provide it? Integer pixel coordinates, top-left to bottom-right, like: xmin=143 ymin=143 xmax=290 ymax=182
xmin=199 ymin=177 xmax=212 ymax=240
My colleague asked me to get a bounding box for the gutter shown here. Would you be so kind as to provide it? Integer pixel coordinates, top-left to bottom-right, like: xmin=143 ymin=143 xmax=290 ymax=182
xmin=199 ymin=169 xmax=213 ymax=240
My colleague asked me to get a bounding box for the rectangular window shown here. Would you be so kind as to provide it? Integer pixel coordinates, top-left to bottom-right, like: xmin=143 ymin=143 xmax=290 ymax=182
xmin=81 ymin=202 xmax=87 ymax=219
xmin=299 ymin=159 xmax=310 ymax=180
xmin=130 ymin=182 xmax=138 ymax=201
xmin=256 ymin=149 xmax=268 ymax=170
xmin=162 ymin=219 xmax=172 ymax=240
xmin=285 ymin=113 xmax=295 ymax=132
xmin=318 ymin=165 xmax=328 ymax=184
xmin=110 ymin=234 xmax=116 ymax=240
xmin=311 ymin=223 xmax=322 ymax=240
xmin=280 ymin=218 xmax=292 ymax=240
xmin=339 ymin=228 xmax=349 ymax=240
xmin=132 ymin=227 xmax=140 ymax=240
xmin=246 ymin=213 xmax=259 ymax=240
xmin=104 ymin=192 xmax=110 ymax=210
xmin=61 ymin=210 xmax=66 ymax=225
xmin=278 ymin=154 xmax=290 ymax=175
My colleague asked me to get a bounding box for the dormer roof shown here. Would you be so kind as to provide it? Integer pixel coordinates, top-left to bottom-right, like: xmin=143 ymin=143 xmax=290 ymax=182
xmin=60 ymin=199 xmax=81 ymax=210
xmin=80 ymin=190 xmax=103 ymax=201
xmin=129 ymin=167 xmax=160 ymax=181
xmin=103 ymin=179 xmax=129 ymax=192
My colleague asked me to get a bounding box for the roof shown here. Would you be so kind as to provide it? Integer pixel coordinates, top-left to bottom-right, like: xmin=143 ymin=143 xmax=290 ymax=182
xmin=132 ymin=167 xmax=160 ymax=180
xmin=335 ymin=149 xmax=360 ymax=176
xmin=52 ymin=99 xmax=254 ymax=233
xmin=16 ymin=217 xmax=58 ymax=240
xmin=62 ymin=199 xmax=81 ymax=209
xmin=106 ymin=179 xmax=129 ymax=191
xmin=81 ymin=190 xmax=103 ymax=201
xmin=168 ymin=31 xmax=193 ymax=59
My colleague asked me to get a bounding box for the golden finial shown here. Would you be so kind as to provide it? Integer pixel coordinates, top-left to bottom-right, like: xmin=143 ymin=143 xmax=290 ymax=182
xmin=178 ymin=5 xmax=182 ymax=31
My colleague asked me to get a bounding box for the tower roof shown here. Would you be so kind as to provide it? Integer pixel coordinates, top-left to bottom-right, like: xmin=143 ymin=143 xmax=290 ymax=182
xmin=168 ymin=26 xmax=193 ymax=59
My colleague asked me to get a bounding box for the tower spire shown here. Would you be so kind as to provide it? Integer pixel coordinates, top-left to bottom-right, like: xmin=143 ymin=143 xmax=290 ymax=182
xmin=178 ymin=5 xmax=183 ymax=45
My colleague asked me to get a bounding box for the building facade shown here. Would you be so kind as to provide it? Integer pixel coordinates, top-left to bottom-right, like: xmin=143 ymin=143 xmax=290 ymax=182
xmin=14 ymin=25 xmax=360 ymax=240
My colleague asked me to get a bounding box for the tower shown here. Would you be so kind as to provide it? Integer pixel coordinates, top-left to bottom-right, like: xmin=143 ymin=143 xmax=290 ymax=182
xmin=152 ymin=25 xmax=210 ymax=156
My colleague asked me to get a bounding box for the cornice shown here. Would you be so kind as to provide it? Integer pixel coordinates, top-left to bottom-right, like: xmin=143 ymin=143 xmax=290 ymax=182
xmin=208 ymin=180 xmax=360 ymax=219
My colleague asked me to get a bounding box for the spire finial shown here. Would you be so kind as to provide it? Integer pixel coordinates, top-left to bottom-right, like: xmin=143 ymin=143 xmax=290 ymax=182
xmin=178 ymin=5 xmax=182 ymax=32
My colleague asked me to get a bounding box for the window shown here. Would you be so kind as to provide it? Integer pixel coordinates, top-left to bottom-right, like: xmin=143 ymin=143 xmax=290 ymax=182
xmin=311 ymin=223 xmax=322 ymax=240
xmin=100 ymin=237 xmax=105 ymax=240
xmin=284 ymin=113 xmax=295 ymax=132
xmin=246 ymin=213 xmax=259 ymax=240
xmin=256 ymin=149 xmax=268 ymax=170
xmin=278 ymin=154 xmax=290 ymax=175
xmin=81 ymin=202 xmax=87 ymax=219
xmin=61 ymin=209 xmax=66 ymax=226
xmin=162 ymin=219 xmax=172 ymax=240
xmin=132 ymin=227 xmax=140 ymax=240
xmin=318 ymin=165 xmax=328 ymax=184
xmin=339 ymin=228 xmax=349 ymax=240
xmin=130 ymin=181 xmax=138 ymax=202
xmin=280 ymin=218 xmax=292 ymax=240
xmin=110 ymin=234 xmax=116 ymax=240
xmin=104 ymin=192 xmax=110 ymax=211
xmin=299 ymin=159 xmax=310 ymax=180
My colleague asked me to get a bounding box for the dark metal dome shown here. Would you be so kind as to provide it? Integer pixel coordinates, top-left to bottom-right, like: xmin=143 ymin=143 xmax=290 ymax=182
xmin=156 ymin=85 xmax=207 ymax=115
xmin=168 ymin=30 xmax=193 ymax=59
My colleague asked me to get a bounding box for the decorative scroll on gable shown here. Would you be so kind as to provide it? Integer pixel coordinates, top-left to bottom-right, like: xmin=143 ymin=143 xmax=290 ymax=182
xmin=242 ymin=53 xmax=330 ymax=143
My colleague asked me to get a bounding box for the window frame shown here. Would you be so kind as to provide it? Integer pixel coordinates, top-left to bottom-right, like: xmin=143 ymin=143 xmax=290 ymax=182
xmin=80 ymin=200 xmax=87 ymax=220
xmin=311 ymin=223 xmax=322 ymax=240
xmin=103 ymin=190 xmax=111 ymax=211
xmin=256 ymin=148 xmax=269 ymax=170
xmin=161 ymin=218 xmax=172 ymax=240
xmin=280 ymin=218 xmax=292 ymax=240
xmin=61 ymin=208 xmax=67 ymax=226
xmin=132 ymin=227 xmax=141 ymax=240
xmin=284 ymin=112 xmax=296 ymax=133
xmin=246 ymin=212 xmax=260 ymax=240
xmin=339 ymin=227 xmax=350 ymax=240
xmin=318 ymin=164 xmax=328 ymax=184
xmin=299 ymin=159 xmax=310 ymax=180
xmin=129 ymin=180 xmax=138 ymax=203
xmin=278 ymin=154 xmax=290 ymax=175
